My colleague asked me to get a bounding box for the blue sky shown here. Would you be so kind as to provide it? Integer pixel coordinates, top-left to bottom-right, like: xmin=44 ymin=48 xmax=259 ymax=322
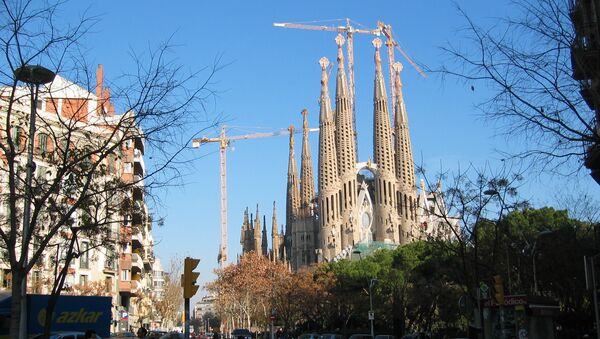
xmin=61 ymin=0 xmax=599 ymax=301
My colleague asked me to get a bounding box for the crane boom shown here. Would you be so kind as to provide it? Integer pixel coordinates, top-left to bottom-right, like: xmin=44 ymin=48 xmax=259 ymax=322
xmin=273 ymin=22 xmax=378 ymax=35
xmin=274 ymin=19 xmax=425 ymax=157
xmin=192 ymin=125 xmax=319 ymax=267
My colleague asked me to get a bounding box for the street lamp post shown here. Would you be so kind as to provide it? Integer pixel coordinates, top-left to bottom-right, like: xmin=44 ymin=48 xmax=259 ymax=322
xmin=532 ymin=230 xmax=553 ymax=295
xmin=369 ymin=278 xmax=377 ymax=338
xmin=14 ymin=65 xmax=55 ymax=339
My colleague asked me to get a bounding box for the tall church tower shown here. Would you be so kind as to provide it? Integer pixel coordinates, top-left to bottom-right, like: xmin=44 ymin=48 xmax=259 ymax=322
xmin=317 ymin=57 xmax=342 ymax=261
xmin=271 ymin=201 xmax=284 ymax=261
xmin=290 ymin=109 xmax=319 ymax=270
xmin=393 ymin=62 xmax=417 ymax=243
xmin=285 ymin=125 xmax=300 ymax=257
xmin=334 ymin=35 xmax=359 ymax=249
xmin=253 ymin=205 xmax=262 ymax=253
xmin=372 ymin=38 xmax=399 ymax=243
xmin=240 ymin=207 xmax=252 ymax=253
xmin=261 ymin=215 xmax=268 ymax=256
xmin=300 ymin=109 xmax=315 ymax=218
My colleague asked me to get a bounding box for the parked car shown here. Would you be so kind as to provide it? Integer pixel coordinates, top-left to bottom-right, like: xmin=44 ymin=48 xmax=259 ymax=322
xmin=31 ymin=331 xmax=103 ymax=339
xmin=232 ymin=328 xmax=253 ymax=339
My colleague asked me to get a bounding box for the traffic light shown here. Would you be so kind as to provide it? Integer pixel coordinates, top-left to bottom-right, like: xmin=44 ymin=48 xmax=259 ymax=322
xmin=493 ymin=275 xmax=504 ymax=305
xmin=182 ymin=257 xmax=200 ymax=299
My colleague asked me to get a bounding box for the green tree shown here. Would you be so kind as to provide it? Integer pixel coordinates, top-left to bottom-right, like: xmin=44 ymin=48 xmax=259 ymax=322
xmin=499 ymin=208 xmax=597 ymax=333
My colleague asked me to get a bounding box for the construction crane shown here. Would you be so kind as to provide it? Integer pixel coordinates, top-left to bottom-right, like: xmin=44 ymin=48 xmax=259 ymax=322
xmin=192 ymin=125 xmax=319 ymax=267
xmin=273 ymin=19 xmax=426 ymax=125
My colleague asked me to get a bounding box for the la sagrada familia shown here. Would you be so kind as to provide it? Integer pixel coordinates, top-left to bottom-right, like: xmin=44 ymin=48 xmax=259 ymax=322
xmin=241 ymin=36 xmax=453 ymax=270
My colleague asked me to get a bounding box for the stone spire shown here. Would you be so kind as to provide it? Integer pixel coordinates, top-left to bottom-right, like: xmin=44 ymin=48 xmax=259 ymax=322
xmin=393 ymin=62 xmax=417 ymax=244
xmin=317 ymin=56 xmax=341 ymax=261
xmin=285 ymin=125 xmax=300 ymax=256
xmin=334 ymin=34 xmax=359 ymax=248
xmin=300 ymin=109 xmax=315 ymax=216
xmin=253 ymin=205 xmax=262 ymax=252
xmin=262 ymin=215 xmax=268 ymax=256
xmin=240 ymin=207 xmax=250 ymax=253
xmin=372 ymin=38 xmax=399 ymax=243
xmin=271 ymin=201 xmax=280 ymax=261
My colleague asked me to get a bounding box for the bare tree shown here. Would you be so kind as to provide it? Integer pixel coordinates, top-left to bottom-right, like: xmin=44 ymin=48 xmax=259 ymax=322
xmin=418 ymin=163 xmax=528 ymax=331
xmin=440 ymin=0 xmax=597 ymax=176
xmin=153 ymin=258 xmax=184 ymax=331
xmin=0 ymin=0 xmax=220 ymax=337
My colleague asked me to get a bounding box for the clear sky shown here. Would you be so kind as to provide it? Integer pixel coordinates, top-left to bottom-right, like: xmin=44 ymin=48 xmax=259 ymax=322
xmin=60 ymin=0 xmax=599 ymax=302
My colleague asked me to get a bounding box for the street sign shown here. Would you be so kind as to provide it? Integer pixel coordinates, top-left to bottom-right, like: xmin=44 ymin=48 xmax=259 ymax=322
xmin=368 ymin=311 xmax=374 ymax=320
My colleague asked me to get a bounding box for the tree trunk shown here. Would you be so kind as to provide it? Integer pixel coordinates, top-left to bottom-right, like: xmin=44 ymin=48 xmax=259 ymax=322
xmin=10 ymin=268 xmax=24 ymax=338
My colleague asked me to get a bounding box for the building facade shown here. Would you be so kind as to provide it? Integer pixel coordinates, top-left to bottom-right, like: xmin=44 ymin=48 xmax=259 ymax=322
xmin=571 ymin=0 xmax=600 ymax=183
xmin=0 ymin=65 xmax=160 ymax=332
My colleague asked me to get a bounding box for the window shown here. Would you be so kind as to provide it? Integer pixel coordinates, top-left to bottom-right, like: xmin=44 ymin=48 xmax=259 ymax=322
xmin=37 ymin=133 xmax=49 ymax=158
xmin=79 ymin=242 xmax=89 ymax=269
xmin=105 ymin=277 xmax=113 ymax=293
xmin=79 ymin=274 xmax=88 ymax=287
xmin=124 ymin=162 xmax=132 ymax=174
xmin=32 ymin=271 xmax=41 ymax=293
xmin=107 ymin=153 xmax=117 ymax=175
xmin=106 ymin=248 xmax=116 ymax=270
xmin=121 ymin=269 xmax=130 ymax=281
xmin=10 ymin=126 xmax=24 ymax=151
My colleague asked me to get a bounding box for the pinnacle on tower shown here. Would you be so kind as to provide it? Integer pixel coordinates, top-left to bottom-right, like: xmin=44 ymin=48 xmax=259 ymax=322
xmin=272 ymin=201 xmax=280 ymax=261
xmin=372 ymin=37 xmax=399 ymax=243
xmin=300 ymin=109 xmax=315 ymax=214
xmin=318 ymin=56 xmax=341 ymax=261
xmin=334 ymin=34 xmax=359 ymax=248
xmin=254 ymin=204 xmax=262 ymax=253
xmin=393 ymin=61 xmax=417 ymax=244
xmin=262 ymin=215 xmax=268 ymax=256
xmin=285 ymin=124 xmax=300 ymax=257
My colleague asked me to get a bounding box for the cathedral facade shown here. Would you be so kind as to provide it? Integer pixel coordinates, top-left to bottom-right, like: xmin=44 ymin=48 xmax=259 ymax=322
xmin=284 ymin=36 xmax=420 ymax=270
xmin=241 ymin=35 xmax=455 ymax=270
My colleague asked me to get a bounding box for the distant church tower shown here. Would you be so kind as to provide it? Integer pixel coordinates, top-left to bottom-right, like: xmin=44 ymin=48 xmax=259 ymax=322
xmin=334 ymin=36 xmax=359 ymax=249
xmin=393 ymin=62 xmax=418 ymax=243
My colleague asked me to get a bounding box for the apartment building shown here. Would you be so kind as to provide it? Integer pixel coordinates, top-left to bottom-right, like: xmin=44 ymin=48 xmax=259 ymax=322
xmin=0 ymin=65 xmax=160 ymax=333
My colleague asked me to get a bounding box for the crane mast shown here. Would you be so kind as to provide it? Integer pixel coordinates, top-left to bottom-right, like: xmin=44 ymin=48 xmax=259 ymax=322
xmin=192 ymin=125 xmax=319 ymax=267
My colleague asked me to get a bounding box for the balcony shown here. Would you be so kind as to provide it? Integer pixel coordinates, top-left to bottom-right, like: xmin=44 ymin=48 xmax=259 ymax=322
xmin=118 ymin=280 xmax=131 ymax=293
xmin=134 ymin=136 xmax=145 ymax=154
xmin=133 ymin=149 xmax=145 ymax=176
xmin=119 ymin=253 xmax=132 ymax=270
xmin=131 ymin=230 xmax=143 ymax=248
xmin=131 ymin=253 xmax=143 ymax=269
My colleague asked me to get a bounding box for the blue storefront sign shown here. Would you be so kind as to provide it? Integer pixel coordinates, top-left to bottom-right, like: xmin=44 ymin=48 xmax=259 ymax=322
xmin=27 ymin=294 xmax=111 ymax=338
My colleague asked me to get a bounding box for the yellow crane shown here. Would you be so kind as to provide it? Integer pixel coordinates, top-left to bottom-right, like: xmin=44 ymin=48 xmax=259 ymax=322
xmin=192 ymin=125 xmax=318 ymax=267
xmin=273 ymin=19 xmax=426 ymax=125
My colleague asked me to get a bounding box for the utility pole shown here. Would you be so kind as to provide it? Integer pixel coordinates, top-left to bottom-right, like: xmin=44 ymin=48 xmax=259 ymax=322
xmin=14 ymin=65 xmax=56 ymax=339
